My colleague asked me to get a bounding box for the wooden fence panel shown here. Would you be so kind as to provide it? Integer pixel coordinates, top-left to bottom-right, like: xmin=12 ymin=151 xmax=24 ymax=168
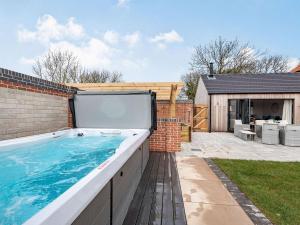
xmin=193 ymin=104 xmax=208 ymax=132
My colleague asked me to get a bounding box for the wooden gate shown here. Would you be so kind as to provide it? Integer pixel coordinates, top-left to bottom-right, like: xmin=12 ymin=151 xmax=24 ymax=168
xmin=193 ymin=104 xmax=208 ymax=132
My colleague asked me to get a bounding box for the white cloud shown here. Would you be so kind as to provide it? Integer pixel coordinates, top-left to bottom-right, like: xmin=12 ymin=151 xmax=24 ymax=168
xmin=18 ymin=15 xmax=84 ymax=44
xmin=117 ymin=0 xmax=129 ymax=7
xmin=123 ymin=31 xmax=140 ymax=47
xmin=49 ymin=38 xmax=114 ymax=68
xmin=103 ymin=30 xmax=140 ymax=47
xmin=18 ymin=30 xmax=36 ymax=42
xmin=21 ymin=38 xmax=115 ymax=69
xmin=66 ymin=18 xmax=85 ymax=37
xmin=150 ymin=30 xmax=183 ymax=44
xmin=19 ymin=57 xmax=36 ymax=65
xmin=18 ymin=15 xmax=152 ymax=79
xmin=103 ymin=30 xmax=119 ymax=45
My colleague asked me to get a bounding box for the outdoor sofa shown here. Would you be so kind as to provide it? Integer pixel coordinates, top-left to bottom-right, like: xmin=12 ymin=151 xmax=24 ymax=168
xmin=234 ymin=120 xmax=250 ymax=138
xmin=255 ymin=120 xmax=288 ymax=138
xmin=262 ymin=123 xmax=280 ymax=145
xmin=280 ymin=124 xmax=300 ymax=146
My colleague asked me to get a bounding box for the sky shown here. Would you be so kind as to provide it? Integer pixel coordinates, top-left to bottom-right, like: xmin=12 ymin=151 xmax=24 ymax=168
xmin=0 ymin=0 xmax=299 ymax=82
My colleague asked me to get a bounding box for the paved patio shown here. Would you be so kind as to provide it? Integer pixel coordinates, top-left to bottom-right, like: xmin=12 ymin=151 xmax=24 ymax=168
xmin=180 ymin=132 xmax=300 ymax=161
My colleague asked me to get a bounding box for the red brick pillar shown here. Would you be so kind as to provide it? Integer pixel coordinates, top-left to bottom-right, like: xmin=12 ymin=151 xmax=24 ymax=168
xmin=165 ymin=119 xmax=181 ymax=151
xmin=149 ymin=118 xmax=181 ymax=152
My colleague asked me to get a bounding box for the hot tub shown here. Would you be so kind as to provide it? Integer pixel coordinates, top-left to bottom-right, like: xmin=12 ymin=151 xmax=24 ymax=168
xmin=0 ymin=128 xmax=150 ymax=225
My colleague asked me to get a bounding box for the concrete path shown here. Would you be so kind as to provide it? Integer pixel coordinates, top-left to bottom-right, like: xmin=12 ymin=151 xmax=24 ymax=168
xmin=176 ymin=156 xmax=254 ymax=225
xmin=180 ymin=132 xmax=300 ymax=161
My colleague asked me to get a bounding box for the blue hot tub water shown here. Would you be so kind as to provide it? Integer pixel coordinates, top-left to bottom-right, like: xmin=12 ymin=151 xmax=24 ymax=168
xmin=0 ymin=134 xmax=125 ymax=225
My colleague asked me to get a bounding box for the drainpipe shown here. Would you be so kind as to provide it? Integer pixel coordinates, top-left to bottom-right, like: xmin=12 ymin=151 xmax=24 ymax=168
xmin=208 ymin=62 xmax=213 ymax=133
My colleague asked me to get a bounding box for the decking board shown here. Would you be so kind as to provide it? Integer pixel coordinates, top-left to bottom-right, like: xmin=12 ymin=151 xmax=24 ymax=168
xmin=123 ymin=152 xmax=187 ymax=225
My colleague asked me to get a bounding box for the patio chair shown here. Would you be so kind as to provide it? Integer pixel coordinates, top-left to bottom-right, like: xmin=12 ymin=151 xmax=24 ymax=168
xmin=255 ymin=120 xmax=266 ymax=138
xmin=262 ymin=123 xmax=279 ymax=145
xmin=234 ymin=120 xmax=250 ymax=138
xmin=280 ymin=124 xmax=300 ymax=146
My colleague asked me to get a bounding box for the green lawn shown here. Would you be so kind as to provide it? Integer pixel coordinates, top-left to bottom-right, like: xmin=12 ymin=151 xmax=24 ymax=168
xmin=212 ymin=159 xmax=300 ymax=225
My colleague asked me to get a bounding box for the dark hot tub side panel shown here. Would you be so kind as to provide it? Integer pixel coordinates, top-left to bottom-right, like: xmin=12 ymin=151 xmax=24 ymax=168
xmin=72 ymin=183 xmax=110 ymax=225
xmin=71 ymin=139 xmax=150 ymax=225
xmin=142 ymin=139 xmax=149 ymax=173
xmin=113 ymin=146 xmax=143 ymax=225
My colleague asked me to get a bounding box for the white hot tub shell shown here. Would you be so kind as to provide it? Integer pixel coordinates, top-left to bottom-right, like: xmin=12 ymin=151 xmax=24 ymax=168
xmin=0 ymin=128 xmax=150 ymax=225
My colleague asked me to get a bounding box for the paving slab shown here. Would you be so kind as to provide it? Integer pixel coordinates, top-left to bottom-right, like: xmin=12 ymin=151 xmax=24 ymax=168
xmin=184 ymin=202 xmax=254 ymax=225
xmin=176 ymin=156 xmax=254 ymax=225
xmin=180 ymin=179 xmax=238 ymax=205
xmin=176 ymin=156 xmax=219 ymax=181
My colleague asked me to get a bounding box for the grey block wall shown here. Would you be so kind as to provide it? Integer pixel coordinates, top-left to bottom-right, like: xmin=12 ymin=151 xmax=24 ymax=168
xmin=0 ymin=87 xmax=68 ymax=140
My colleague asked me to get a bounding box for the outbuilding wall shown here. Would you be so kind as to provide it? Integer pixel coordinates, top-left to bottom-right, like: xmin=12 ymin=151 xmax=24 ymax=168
xmin=194 ymin=76 xmax=209 ymax=105
xmin=210 ymin=93 xmax=300 ymax=132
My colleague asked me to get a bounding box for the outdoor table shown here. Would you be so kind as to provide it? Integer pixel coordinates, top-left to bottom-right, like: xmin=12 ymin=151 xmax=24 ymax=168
xmin=239 ymin=130 xmax=256 ymax=141
xmin=242 ymin=127 xmax=251 ymax=131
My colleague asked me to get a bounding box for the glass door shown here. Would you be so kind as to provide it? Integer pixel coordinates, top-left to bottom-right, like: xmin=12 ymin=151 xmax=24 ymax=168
xmin=228 ymin=99 xmax=238 ymax=132
xmin=240 ymin=99 xmax=250 ymax=124
xmin=228 ymin=99 xmax=250 ymax=132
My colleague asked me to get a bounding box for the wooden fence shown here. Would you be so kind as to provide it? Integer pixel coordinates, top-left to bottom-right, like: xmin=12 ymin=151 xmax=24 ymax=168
xmin=193 ymin=104 xmax=208 ymax=132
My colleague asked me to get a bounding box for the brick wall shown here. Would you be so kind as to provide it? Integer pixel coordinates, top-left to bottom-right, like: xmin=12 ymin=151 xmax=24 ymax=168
xmin=0 ymin=68 xmax=77 ymax=140
xmin=149 ymin=100 xmax=193 ymax=152
xmin=149 ymin=118 xmax=181 ymax=152
xmin=156 ymin=100 xmax=193 ymax=126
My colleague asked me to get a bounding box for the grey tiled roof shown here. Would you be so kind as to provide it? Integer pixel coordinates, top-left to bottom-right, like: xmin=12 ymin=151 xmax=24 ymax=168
xmin=201 ymin=73 xmax=300 ymax=94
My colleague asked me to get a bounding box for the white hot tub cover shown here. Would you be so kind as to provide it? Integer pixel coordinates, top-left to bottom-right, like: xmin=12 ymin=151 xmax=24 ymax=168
xmin=72 ymin=91 xmax=156 ymax=131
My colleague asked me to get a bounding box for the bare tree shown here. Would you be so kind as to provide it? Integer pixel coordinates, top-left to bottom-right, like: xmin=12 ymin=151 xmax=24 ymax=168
xmin=181 ymin=72 xmax=200 ymax=100
xmin=79 ymin=70 xmax=123 ymax=83
xmin=254 ymin=55 xmax=288 ymax=73
xmin=191 ymin=37 xmax=260 ymax=74
xmin=183 ymin=36 xmax=289 ymax=100
xmin=33 ymin=50 xmax=81 ymax=83
xmin=33 ymin=49 xmax=124 ymax=83
xmin=109 ymin=71 xmax=123 ymax=83
xmin=190 ymin=36 xmax=288 ymax=74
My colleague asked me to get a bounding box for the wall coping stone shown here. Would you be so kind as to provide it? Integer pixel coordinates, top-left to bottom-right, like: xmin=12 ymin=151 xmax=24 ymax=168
xmin=0 ymin=67 xmax=78 ymax=94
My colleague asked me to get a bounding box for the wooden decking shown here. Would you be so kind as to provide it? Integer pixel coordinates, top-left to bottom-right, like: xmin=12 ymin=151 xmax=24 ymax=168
xmin=123 ymin=152 xmax=187 ymax=225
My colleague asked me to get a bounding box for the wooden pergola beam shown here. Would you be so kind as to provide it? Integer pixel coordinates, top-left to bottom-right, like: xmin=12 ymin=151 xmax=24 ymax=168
xmin=169 ymin=84 xmax=177 ymax=118
xmin=67 ymin=82 xmax=184 ymax=101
